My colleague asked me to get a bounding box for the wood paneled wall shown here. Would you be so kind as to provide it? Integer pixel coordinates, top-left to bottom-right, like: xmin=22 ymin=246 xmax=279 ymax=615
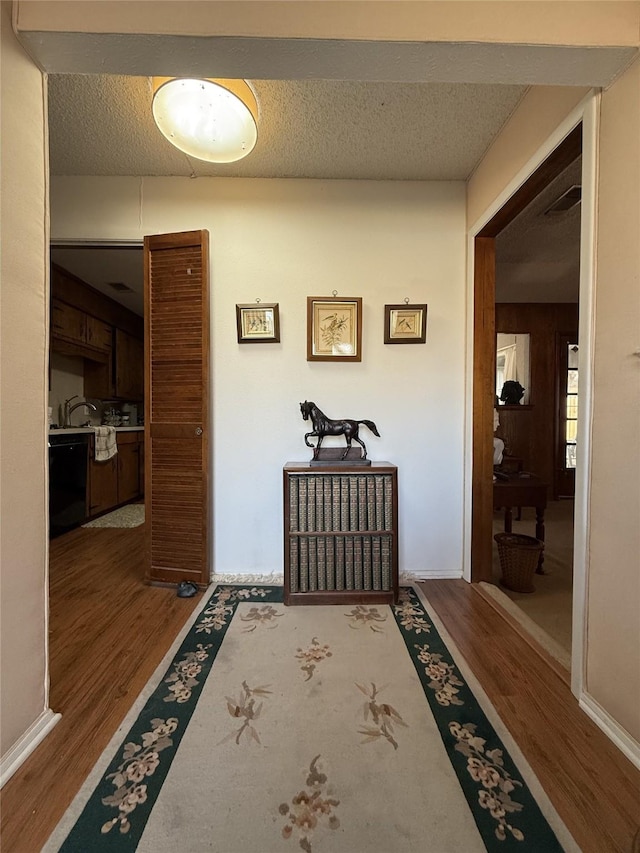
xmin=495 ymin=303 xmax=578 ymax=489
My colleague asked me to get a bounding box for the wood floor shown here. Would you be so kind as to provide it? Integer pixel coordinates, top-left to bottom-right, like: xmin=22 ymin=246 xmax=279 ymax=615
xmin=1 ymin=530 xmax=639 ymax=852
xmin=0 ymin=524 xmax=202 ymax=853
xmin=422 ymin=580 xmax=640 ymax=853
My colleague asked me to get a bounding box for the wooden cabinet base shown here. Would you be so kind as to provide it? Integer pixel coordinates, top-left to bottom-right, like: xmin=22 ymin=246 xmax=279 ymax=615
xmin=117 ymin=433 xmax=140 ymax=504
xmin=89 ymin=456 xmax=118 ymax=516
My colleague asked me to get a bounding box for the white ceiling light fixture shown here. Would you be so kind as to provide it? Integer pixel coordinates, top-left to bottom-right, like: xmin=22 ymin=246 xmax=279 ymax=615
xmin=152 ymin=77 xmax=258 ymax=163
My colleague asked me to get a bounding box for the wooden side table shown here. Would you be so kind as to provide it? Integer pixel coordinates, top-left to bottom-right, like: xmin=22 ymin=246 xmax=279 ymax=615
xmin=493 ymin=474 xmax=548 ymax=572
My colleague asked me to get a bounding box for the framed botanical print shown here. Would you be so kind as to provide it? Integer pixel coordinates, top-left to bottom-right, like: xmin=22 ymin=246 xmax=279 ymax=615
xmin=384 ymin=304 xmax=428 ymax=344
xmin=236 ymin=303 xmax=280 ymax=343
xmin=307 ymin=296 xmax=362 ymax=362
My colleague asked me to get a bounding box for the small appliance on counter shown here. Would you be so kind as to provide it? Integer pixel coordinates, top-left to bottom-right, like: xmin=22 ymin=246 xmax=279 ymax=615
xmin=103 ymin=407 xmax=121 ymax=426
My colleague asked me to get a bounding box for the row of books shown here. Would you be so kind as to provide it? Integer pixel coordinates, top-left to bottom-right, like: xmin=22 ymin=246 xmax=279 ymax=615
xmin=288 ymin=474 xmax=394 ymax=533
xmin=289 ymin=534 xmax=393 ymax=592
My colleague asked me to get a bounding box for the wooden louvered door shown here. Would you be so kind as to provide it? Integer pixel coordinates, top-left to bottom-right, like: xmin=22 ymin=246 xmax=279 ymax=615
xmin=144 ymin=230 xmax=210 ymax=586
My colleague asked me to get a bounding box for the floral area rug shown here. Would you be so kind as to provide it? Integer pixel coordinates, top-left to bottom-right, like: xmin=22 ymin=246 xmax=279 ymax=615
xmin=44 ymin=586 xmax=577 ymax=852
xmin=82 ymin=504 xmax=144 ymax=529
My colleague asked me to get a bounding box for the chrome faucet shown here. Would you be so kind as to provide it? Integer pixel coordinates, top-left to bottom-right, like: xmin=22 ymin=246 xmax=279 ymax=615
xmin=63 ymin=396 xmax=98 ymax=427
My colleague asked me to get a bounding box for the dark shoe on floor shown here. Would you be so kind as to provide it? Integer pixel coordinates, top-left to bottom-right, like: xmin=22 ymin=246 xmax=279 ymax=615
xmin=177 ymin=581 xmax=198 ymax=598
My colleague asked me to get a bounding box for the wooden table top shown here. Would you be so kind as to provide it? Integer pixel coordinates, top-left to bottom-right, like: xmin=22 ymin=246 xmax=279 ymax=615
xmin=493 ymin=473 xmax=548 ymax=507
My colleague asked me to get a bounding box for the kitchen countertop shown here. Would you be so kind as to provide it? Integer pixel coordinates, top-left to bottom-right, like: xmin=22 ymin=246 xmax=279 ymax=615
xmin=49 ymin=426 xmax=144 ymax=435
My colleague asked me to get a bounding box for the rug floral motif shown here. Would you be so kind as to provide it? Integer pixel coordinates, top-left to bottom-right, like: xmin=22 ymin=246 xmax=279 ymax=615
xmin=279 ymin=755 xmax=340 ymax=853
xmin=356 ymin=682 xmax=407 ymax=750
xmin=51 ymin=585 xmax=565 ymax=852
xmin=295 ymin=637 xmax=332 ymax=681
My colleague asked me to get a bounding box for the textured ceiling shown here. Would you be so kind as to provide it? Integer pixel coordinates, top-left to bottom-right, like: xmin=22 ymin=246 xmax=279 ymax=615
xmin=48 ymin=75 xmax=527 ymax=181
xmin=48 ymin=74 xmax=581 ymax=312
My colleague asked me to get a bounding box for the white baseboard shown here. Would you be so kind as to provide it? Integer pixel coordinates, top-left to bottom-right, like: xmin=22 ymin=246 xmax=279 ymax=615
xmin=211 ymin=573 xmax=284 ymax=583
xmin=579 ymin=692 xmax=640 ymax=770
xmin=211 ymin=571 xmax=464 ymax=583
xmin=407 ymin=568 xmax=463 ymax=580
xmin=0 ymin=708 xmax=62 ymax=788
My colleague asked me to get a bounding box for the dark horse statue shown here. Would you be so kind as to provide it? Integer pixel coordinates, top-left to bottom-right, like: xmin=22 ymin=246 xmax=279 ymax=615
xmin=300 ymin=401 xmax=380 ymax=460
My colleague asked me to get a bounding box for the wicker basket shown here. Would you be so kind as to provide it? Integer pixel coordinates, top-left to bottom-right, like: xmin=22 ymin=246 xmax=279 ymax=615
xmin=494 ymin=532 xmax=543 ymax=593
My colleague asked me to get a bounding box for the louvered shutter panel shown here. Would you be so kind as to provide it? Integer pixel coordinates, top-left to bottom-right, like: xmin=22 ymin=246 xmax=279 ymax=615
xmin=144 ymin=231 xmax=210 ymax=586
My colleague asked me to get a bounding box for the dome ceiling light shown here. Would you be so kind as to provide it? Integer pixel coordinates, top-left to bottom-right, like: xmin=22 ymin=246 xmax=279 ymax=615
xmin=152 ymin=77 xmax=258 ymax=164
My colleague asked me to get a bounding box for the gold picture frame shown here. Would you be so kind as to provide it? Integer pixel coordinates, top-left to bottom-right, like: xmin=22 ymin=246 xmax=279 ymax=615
xmin=236 ymin=303 xmax=280 ymax=343
xmin=307 ymin=297 xmax=362 ymax=362
xmin=384 ymin=304 xmax=428 ymax=344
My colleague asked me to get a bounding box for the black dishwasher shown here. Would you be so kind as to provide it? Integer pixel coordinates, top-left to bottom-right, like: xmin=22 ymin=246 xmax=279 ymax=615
xmin=49 ymin=432 xmax=90 ymax=538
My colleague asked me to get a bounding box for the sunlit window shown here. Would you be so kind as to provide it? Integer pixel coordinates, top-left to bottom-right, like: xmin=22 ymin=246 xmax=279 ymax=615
xmin=565 ymin=344 xmax=578 ymax=468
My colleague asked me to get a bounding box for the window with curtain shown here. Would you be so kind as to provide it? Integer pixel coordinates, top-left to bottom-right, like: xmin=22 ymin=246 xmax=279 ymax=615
xmin=496 ymin=344 xmax=517 ymax=399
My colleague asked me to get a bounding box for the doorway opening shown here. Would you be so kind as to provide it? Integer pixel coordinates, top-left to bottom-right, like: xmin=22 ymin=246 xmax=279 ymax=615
xmin=48 ymin=241 xmax=145 ymax=525
xmin=47 ymin=238 xmax=149 ymax=720
xmin=471 ymin=124 xmax=583 ymax=673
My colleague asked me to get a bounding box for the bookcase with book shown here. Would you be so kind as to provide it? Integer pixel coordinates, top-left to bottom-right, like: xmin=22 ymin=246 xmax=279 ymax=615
xmin=283 ymin=462 xmax=398 ymax=605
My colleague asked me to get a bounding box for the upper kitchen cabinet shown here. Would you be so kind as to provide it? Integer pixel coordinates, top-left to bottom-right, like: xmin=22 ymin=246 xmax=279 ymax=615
xmin=51 ymin=298 xmax=112 ymax=359
xmin=86 ymin=315 xmax=114 ymax=352
xmin=51 ymin=299 xmax=86 ymax=346
xmin=115 ymin=329 xmax=144 ymax=400
xmin=51 ymin=263 xmax=144 ymax=402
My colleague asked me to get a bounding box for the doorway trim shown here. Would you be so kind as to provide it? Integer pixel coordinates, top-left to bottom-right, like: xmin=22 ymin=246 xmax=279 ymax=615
xmin=465 ymin=91 xmax=599 ymax=700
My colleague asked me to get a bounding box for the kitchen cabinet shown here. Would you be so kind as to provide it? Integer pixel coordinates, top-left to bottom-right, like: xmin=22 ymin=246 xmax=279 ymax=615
xmin=51 ymin=299 xmax=86 ymax=345
xmin=88 ymin=430 xmax=143 ymax=518
xmin=86 ymin=315 xmax=113 ymax=352
xmin=89 ymin=454 xmax=118 ymax=517
xmin=51 ymin=298 xmax=113 ymax=357
xmin=84 ymin=356 xmax=113 ymax=400
xmin=84 ymin=328 xmax=144 ymax=401
xmin=138 ymin=432 xmax=145 ymax=498
xmin=117 ymin=432 xmax=140 ymax=504
xmin=51 ymin=263 xmax=144 ymax=402
xmin=115 ymin=330 xmax=144 ymax=400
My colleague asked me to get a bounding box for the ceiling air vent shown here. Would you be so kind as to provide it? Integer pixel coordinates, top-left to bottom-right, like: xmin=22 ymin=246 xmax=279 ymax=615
xmin=107 ymin=281 xmax=133 ymax=292
xmin=543 ymin=184 xmax=582 ymax=215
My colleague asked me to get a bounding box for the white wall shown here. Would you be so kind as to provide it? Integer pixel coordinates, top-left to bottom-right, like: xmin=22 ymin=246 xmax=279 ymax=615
xmin=586 ymin=57 xmax=640 ymax=744
xmin=0 ymin=1 xmax=51 ymax=763
xmin=51 ymin=176 xmax=467 ymax=577
xmin=49 ymin=352 xmax=84 ymax=425
xmin=468 ymin=79 xmax=640 ymax=752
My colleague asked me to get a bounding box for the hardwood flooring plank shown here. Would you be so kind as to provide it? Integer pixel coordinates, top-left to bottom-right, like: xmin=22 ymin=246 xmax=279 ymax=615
xmin=420 ymin=579 xmax=640 ymax=853
xmin=0 ymin=525 xmax=202 ymax=853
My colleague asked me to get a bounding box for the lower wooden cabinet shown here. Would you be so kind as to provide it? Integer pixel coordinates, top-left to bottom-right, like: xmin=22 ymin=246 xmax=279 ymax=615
xmin=89 ymin=454 xmax=118 ymax=516
xmin=117 ymin=433 xmax=140 ymax=504
xmin=138 ymin=433 xmax=145 ymax=497
xmin=88 ymin=431 xmax=143 ymax=518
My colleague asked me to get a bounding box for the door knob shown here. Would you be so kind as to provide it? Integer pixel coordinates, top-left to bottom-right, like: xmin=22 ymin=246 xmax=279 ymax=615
xmin=195 ymin=427 xmax=203 ymax=436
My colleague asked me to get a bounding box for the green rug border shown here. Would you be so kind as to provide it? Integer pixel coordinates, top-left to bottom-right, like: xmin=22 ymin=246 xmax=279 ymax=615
xmin=52 ymin=585 xmax=565 ymax=852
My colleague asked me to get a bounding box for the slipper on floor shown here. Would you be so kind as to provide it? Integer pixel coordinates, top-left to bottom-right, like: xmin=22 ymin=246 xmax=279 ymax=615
xmin=177 ymin=581 xmax=198 ymax=598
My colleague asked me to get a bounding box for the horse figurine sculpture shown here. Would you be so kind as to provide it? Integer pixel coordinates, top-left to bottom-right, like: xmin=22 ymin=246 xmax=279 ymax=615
xmin=299 ymin=400 xmax=380 ymax=460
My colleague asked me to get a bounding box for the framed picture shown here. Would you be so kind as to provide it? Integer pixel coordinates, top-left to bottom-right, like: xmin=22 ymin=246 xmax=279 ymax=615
xmin=384 ymin=304 xmax=428 ymax=344
xmin=307 ymin=296 xmax=362 ymax=362
xmin=236 ymin=303 xmax=280 ymax=343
